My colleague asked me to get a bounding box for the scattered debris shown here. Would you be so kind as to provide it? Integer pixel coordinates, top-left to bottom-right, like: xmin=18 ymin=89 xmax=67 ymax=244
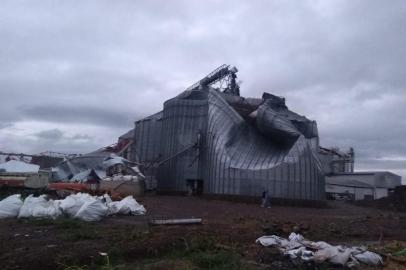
xmin=256 ymin=233 xmax=383 ymax=267
xmin=49 ymin=152 xmax=146 ymax=198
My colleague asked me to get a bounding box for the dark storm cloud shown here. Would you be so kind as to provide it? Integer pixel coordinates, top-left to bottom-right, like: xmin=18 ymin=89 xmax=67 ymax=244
xmin=0 ymin=0 xmax=405 ymax=180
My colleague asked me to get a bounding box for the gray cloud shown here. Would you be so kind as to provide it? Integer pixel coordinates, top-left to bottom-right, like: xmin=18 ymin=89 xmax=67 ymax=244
xmin=0 ymin=0 xmax=405 ymax=180
xmin=0 ymin=123 xmax=13 ymax=130
xmin=34 ymin=129 xmax=64 ymax=140
xmin=21 ymin=105 xmax=134 ymax=128
xmin=8 ymin=128 xmax=98 ymax=154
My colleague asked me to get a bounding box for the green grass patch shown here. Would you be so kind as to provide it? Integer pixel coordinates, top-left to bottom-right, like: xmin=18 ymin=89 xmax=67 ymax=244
xmin=58 ymin=233 xmax=253 ymax=270
xmin=189 ymin=250 xmax=243 ymax=270
xmin=152 ymin=236 xmax=252 ymax=270
xmin=21 ymin=216 xmax=100 ymax=240
xmin=20 ymin=216 xmax=90 ymax=229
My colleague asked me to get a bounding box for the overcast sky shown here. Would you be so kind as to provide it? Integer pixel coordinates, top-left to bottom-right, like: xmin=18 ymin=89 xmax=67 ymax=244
xmin=0 ymin=0 xmax=405 ymax=180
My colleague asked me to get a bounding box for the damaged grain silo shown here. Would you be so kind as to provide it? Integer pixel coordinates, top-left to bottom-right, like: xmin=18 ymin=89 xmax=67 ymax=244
xmin=132 ymin=65 xmax=325 ymax=200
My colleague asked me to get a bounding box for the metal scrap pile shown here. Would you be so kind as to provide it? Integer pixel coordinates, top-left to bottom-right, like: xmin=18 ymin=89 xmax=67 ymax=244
xmin=49 ymin=152 xmax=146 ymax=198
xmin=52 ymin=152 xmax=144 ymax=183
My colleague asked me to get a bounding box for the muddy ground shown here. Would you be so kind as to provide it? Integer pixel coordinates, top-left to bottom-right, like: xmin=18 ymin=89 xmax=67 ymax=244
xmin=1 ymin=195 xmax=406 ymax=270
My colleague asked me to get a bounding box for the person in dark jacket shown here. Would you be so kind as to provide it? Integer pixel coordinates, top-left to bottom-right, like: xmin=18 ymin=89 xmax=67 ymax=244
xmin=261 ymin=190 xmax=271 ymax=208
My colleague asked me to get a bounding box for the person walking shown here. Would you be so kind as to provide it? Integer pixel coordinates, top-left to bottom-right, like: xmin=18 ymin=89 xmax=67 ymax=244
xmin=265 ymin=190 xmax=271 ymax=208
xmin=261 ymin=190 xmax=266 ymax=207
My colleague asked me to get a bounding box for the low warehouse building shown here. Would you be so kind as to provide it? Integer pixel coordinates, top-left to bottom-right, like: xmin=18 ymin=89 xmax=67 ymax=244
xmin=131 ymin=65 xmax=325 ymax=201
xmin=326 ymin=171 xmax=401 ymax=200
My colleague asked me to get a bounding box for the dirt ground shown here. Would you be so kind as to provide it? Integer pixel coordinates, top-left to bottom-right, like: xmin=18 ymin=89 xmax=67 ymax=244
xmin=1 ymin=195 xmax=406 ymax=270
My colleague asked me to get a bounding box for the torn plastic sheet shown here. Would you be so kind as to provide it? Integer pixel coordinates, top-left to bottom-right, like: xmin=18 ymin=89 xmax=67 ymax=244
xmin=256 ymin=234 xmax=383 ymax=266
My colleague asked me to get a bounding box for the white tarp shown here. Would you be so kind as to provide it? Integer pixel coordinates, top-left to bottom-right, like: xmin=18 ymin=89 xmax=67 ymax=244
xmin=0 ymin=194 xmax=23 ymax=218
xmin=0 ymin=160 xmax=39 ymax=173
xmin=256 ymin=234 xmax=383 ymax=267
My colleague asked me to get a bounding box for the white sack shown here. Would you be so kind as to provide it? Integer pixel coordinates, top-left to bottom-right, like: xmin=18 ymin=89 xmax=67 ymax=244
xmin=18 ymin=195 xmax=43 ymax=218
xmin=74 ymin=198 xmax=109 ymax=222
xmin=108 ymin=195 xmax=146 ymax=216
xmin=60 ymin=193 xmax=94 ymax=217
xmin=32 ymin=200 xmax=61 ymax=219
xmin=18 ymin=195 xmax=61 ymax=219
xmin=0 ymin=194 xmax=23 ymax=218
xmin=354 ymin=251 xmax=383 ymax=265
xmin=329 ymin=247 xmax=352 ymax=266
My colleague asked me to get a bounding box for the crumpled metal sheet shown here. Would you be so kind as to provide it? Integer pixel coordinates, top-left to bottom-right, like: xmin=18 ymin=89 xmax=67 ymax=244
xmin=134 ymin=87 xmax=324 ymax=200
xmin=70 ymin=169 xmax=106 ymax=182
xmin=52 ymin=152 xmax=128 ymax=182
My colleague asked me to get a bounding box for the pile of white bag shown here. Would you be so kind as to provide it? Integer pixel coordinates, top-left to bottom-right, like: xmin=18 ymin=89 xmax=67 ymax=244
xmin=0 ymin=193 xmax=146 ymax=222
xmin=0 ymin=194 xmax=24 ymax=218
xmin=256 ymin=233 xmax=383 ymax=267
